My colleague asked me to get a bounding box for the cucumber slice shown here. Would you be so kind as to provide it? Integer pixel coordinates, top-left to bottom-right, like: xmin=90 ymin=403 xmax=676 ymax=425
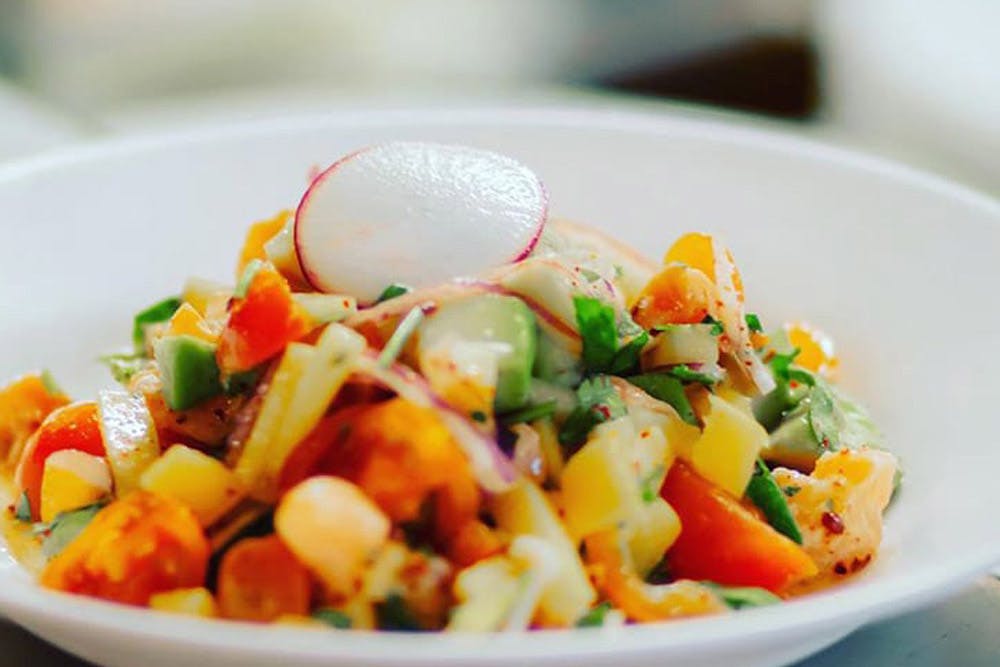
xmin=418 ymin=294 xmax=538 ymax=413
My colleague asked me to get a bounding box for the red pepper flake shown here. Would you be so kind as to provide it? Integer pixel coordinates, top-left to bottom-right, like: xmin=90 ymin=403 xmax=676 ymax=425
xmin=594 ymin=404 xmax=612 ymax=420
xmin=342 ymin=299 xmax=350 ymax=308
xmin=822 ymin=511 xmax=845 ymax=535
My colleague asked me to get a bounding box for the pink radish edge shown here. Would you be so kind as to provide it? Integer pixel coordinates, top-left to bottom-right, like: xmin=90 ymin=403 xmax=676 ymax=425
xmin=293 ymin=145 xmax=548 ymax=299
xmin=293 ymin=147 xmax=368 ymax=293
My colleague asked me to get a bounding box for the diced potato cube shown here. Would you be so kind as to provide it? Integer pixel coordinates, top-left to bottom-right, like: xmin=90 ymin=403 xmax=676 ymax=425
xmin=491 ymin=478 xmax=596 ymax=626
xmin=149 ymin=587 xmax=218 ymax=617
xmin=689 ymin=393 xmax=767 ymax=497
xmin=139 ymin=445 xmax=244 ymax=526
xmin=40 ymin=450 xmax=112 ymax=523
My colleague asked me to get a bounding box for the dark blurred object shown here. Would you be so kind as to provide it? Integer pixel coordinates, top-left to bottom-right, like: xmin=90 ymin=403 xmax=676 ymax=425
xmin=600 ymin=36 xmax=817 ymax=119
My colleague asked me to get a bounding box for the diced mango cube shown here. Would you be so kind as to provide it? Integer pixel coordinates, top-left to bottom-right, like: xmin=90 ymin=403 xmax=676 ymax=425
xmin=40 ymin=450 xmax=112 ymax=523
xmin=149 ymin=587 xmax=218 ymax=617
xmin=167 ymin=303 xmax=218 ymax=343
xmin=689 ymin=393 xmax=767 ymax=497
xmin=139 ymin=445 xmax=244 ymax=526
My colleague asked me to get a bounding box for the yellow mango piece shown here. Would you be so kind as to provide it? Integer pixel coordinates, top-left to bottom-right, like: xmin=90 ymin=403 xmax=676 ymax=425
xmin=490 ymin=478 xmax=596 ymax=626
xmin=167 ymin=303 xmax=218 ymax=343
xmin=149 ymin=587 xmax=218 ymax=617
xmin=627 ymin=497 xmax=681 ymax=576
xmin=561 ymin=424 xmax=642 ymax=542
xmin=40 ymin=450 xmax=112 ymax=523
xmin=139 ymin=445 xmax=244 ymax=526
xmin=689 ymin=393 xmax=767 ymax=497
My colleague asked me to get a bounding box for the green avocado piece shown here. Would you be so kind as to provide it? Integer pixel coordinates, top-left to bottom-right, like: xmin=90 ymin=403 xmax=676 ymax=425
xmin=533 ymin=330 xmax=583 ymax=388
xmin=154 ymin=334 xmax=223 ymax=411
xmin=418 ymin=294 xmax=538 ymax=413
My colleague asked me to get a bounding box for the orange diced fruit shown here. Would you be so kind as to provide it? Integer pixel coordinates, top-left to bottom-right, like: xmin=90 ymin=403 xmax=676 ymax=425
xmin=166 ymin=303 xmax=218 ymax=343
xmin=785 ymin=322 xmax=839 ymax=379
xmin=40 ymin=491 xmax=210 ymax=605
xmin=0 ymin=372 xmax=70 ymax=468
xmin=661 ymin=461 xmax=817 ymax=594
xmin=632 ymin=263 xmax=717 ymax=328
xmin=236 ymin=210 xmax=291 ymax=280
xmin=217 ymin=535 xmax=312 ymax=622
xmin=217 ymin=262 xmax=312 ymax=373
xmin=16 ymin=401 xmax=106 ymax=521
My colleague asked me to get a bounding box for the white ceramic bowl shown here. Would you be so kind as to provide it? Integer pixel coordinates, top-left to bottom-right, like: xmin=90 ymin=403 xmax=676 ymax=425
xmin=1 ymin=108 xmax=998 ymax=667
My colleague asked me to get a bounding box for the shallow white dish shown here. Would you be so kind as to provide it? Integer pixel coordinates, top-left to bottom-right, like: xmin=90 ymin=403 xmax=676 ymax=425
xmin=0 ymin=108 xmax=999 ymax=667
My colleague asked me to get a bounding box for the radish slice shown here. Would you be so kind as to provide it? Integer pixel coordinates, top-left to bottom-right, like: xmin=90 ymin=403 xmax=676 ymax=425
xmin=354 ymin=351 xmax=516 ymax=493
xmin=295 ymin=142 xmax=548 ymax=303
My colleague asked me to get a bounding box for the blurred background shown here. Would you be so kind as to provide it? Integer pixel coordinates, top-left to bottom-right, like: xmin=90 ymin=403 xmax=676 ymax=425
xmin=0 ymin=0 xmax=996 ymax=193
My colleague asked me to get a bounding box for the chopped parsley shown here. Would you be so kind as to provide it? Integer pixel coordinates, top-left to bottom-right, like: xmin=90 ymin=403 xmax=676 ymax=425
xmin=770 ymin=348 xmax=816 ymax=387
xmin=312 ymin=608 xmax=352 ymax=629
xmin=783 ymin=485 xmax=801 ymax=497
xmin=575 ymin=602 xmax=613 ymax=628
xmin=470 ymin=410 xmax=488 ymax=423
xmin=558 ymin=376 xmax=626 ymax=449
xmin=376 ymin=283 xmax=412 ymax=303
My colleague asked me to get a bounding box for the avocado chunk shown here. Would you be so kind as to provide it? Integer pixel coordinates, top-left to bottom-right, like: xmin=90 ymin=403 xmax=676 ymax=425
xmin=154 ymin=334 xmax=223 ymax=410
xmin=418 ymin=294 xmax=538 ymax=413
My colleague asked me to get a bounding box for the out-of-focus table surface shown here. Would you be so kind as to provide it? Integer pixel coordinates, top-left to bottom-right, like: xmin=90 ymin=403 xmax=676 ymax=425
xmin=3 ymin=578 xmax=999 ymax=666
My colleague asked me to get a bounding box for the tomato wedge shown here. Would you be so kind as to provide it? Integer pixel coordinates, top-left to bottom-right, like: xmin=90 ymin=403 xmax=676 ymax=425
xmin=16 ymin=401 xmax=105 ymax=520
xmin=661 ymin=461 xmax=817 ymax=594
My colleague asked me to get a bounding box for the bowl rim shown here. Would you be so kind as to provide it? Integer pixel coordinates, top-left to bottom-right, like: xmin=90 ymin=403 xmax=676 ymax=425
xmin=1 ymin=105 xmax=998 ymax=662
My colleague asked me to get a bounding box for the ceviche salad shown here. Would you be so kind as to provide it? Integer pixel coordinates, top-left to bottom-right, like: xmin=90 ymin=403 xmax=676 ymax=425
xmin=0 ymin=142 xmax=898 ymax=631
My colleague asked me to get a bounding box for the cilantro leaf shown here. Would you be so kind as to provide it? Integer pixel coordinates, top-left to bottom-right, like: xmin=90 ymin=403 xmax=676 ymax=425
xmin=745 ymin=313 xmax=764 ymax=333
xmin=132 ymin=297 xmax=182 ymax=353
xmin=99 ymin=352 xmax=149 ymax=384
xmin=376 ymin=283 xmax=412 ymax=303
xmin=499 ymin=400 xmax=557 ymax=426
xmin=702 ymin=582 xmax=781 ymax=610
xmin=576 ymin=601 xmax=613 ymax=628
xmin=574 ymin=296 xmax=619 ymax=372
xmin=312 ymin=608 xmax=352 ymax=629
xmin=745 ymin=459 xmax=803 ymax=543
xmin=42 ymin=504 xmax=105 ymax=559
xmin=558 ymin=376 xmax=626 ymax=449
xmin=375 ymin=593 xmax=424 ymax=631
xmin=667 ymin=364 xmax=718 ymax=386
xmin=702 ymin=315 xmax=724 ymax=336
xmin=625 ymin=374 xmax=698 ymax=425
xmin=573 ymin=296 xmax=650 ymax=375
